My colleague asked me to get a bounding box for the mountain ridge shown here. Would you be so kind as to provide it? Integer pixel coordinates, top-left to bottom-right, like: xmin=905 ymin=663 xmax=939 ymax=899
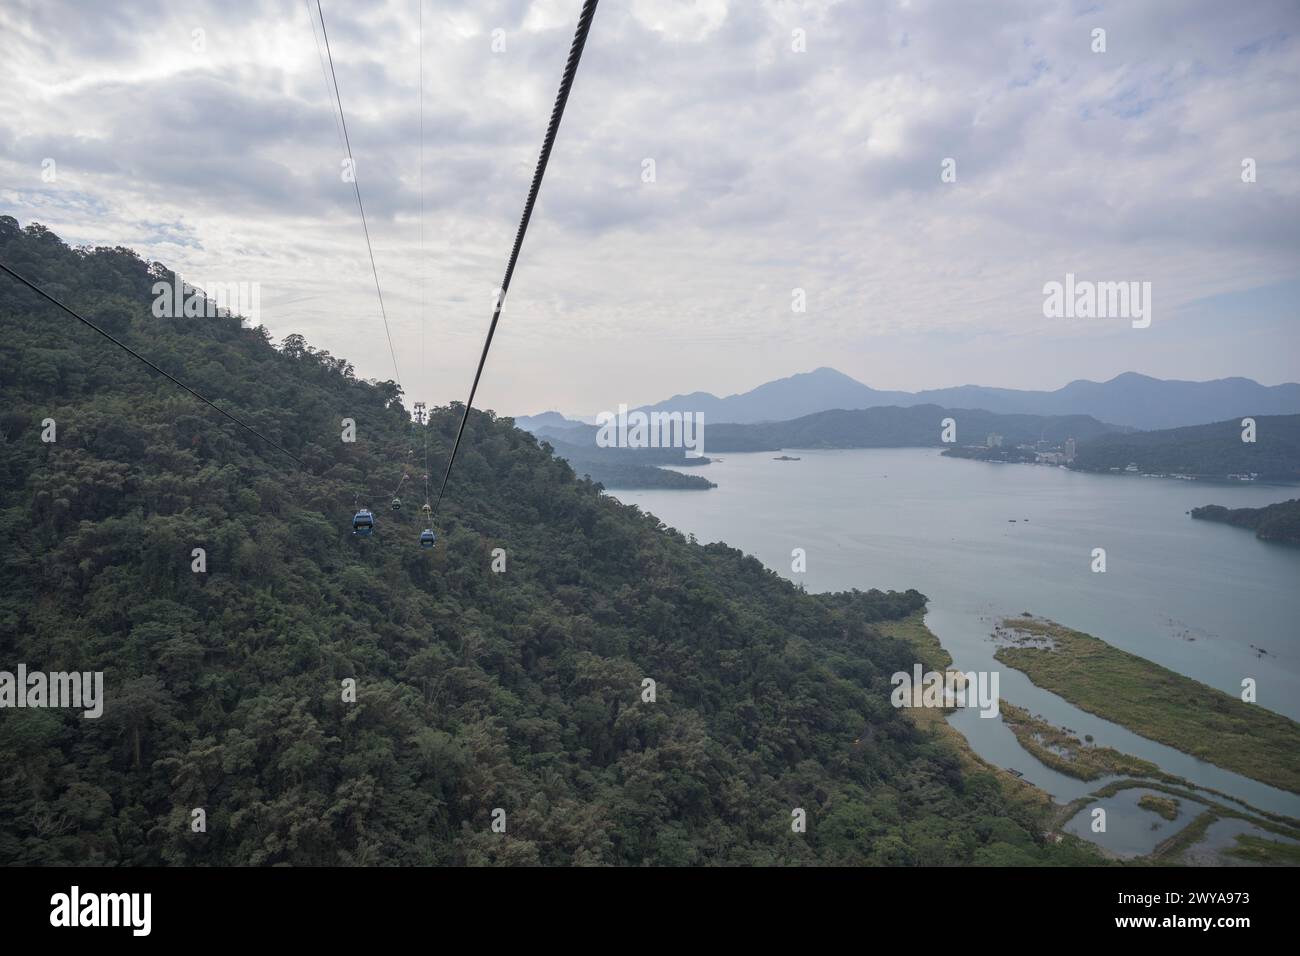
xmin=556 ymin=367 xmax=1300 ymax=431
xmin=521 ymin=404 xmax=1126 ymax=454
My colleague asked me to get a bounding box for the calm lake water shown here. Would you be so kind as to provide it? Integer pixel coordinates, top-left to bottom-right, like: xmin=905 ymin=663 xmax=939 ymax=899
xmin=1062 ymin=787 xmax=1206 ymax=859
xmin=614 ymin=448 xmax=1300 ymax=819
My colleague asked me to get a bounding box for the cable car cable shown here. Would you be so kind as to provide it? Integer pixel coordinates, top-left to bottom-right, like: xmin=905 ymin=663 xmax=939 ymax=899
xmin=305 ymin=0 xmax=347 ymax=159
xmin=418 ymin=0 xmax=431 ymax=515
xmin=430 ymin=0 xmax=598 ymax=519
xmin=315 ymin=0 xmax=403 ymax=390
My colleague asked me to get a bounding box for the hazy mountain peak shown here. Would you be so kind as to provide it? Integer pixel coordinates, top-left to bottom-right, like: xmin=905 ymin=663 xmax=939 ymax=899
xmin=803 ymin=366 xmax=859 ymax=380
xmin=1106 ymin=371 xmax=1159 ymax=383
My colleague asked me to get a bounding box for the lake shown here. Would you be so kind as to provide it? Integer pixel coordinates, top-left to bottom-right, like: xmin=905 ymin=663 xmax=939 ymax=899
xmin=613 ymin=448 xmax=1300 ymax=819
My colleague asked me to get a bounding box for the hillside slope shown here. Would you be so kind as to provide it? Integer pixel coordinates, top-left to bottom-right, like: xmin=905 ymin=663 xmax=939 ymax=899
xmin=0 ymin=218 xmax=1094 ymax=866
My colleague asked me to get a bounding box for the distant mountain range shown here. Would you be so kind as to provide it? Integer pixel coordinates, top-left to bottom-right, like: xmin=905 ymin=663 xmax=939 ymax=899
xmin=669 ymin=406 xmax=1121 ymax=453
xmin=512 ymin=370 xmax=1300 ymax=484
xmin=519 ymin=404 xmax=1123 ymax=455
xmin=513 ymin=410 xmax=588 ymax=432
xmin=522 ymin=368 xmax=1300 ymax=431
xmin=517 ymin=406 xmax=1300 ymax=486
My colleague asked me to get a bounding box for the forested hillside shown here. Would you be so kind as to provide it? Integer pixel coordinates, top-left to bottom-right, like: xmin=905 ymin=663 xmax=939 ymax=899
xmin=542 ymin=436 xmax=715 ymax=490
xmin=1191 ymin=499 xmax=1300 ymax=544
xmin=0 ymin=217 xmax=1092 ymax=866
xmin=1070 ymin=416 xmax=1300 ymax=480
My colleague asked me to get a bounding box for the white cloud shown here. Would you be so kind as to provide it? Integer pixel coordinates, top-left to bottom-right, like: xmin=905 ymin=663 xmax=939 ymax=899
xmin=1 ymin=0 xmax=1297 ymax=414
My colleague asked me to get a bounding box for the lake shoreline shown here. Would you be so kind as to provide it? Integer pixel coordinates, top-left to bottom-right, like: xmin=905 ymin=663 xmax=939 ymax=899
xmin=882 ymin=611 xmax=1300 ymax=863
xmin=993 ymin=616 xmax=1300 ymax=795
xmin=615 ymin=446 xmax=1300 ymax=849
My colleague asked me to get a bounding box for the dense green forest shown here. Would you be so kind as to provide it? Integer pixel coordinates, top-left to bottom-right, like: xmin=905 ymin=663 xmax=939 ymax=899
xmin=1070 ymin=416 xmax=1300 ymax=480
xmin=1191 ymin=499 xmax=1300 ymax=545
xmin=0 ymin=217 xmax=1098 ymax=866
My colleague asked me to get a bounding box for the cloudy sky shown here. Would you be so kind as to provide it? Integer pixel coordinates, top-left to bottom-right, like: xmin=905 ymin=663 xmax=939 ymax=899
xmin=2 ymin=0 xmax=1297 ymax=416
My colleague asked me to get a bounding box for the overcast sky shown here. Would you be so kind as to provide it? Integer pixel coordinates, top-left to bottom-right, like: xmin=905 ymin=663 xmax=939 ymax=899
xmin=2 ymin=0 xmax=1297 ymax=416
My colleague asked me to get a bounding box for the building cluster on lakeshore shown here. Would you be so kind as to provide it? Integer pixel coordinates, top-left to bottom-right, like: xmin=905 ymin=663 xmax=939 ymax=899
xmin=983 ymin=434 xmax=1076 ymax=465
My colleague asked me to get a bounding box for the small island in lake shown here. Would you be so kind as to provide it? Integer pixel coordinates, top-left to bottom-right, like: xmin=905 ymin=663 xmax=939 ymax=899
xmin=773 ymin=455 xmax=801 ymax=461
xmin=1138 ymin=794 xmax=1181 ymax=821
